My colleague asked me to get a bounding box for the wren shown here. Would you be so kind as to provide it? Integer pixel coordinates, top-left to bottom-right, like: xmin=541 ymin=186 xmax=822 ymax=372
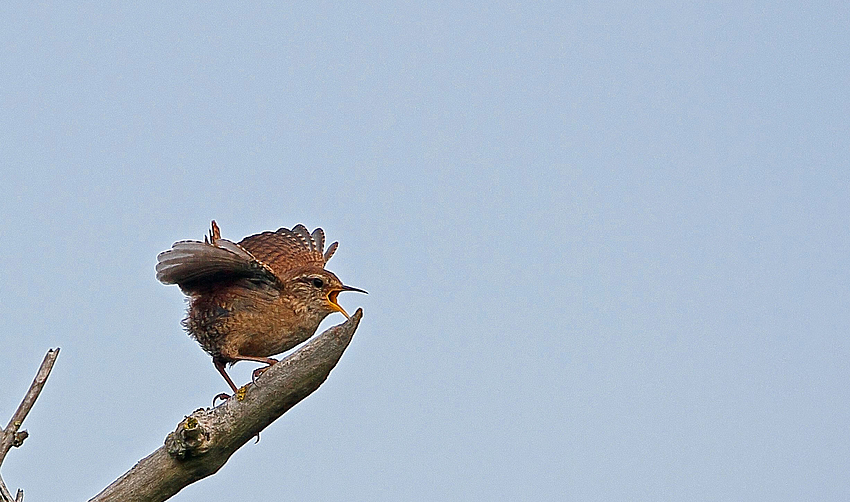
xmin=156 ymin=221 xmax=365 ymax=395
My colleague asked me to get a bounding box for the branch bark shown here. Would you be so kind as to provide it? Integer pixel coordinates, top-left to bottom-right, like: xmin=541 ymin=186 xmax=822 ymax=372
xmin=89 ymin=308 xmax=363 ymax=502
xmin=0 ymin=348 xmax=60 ymax=502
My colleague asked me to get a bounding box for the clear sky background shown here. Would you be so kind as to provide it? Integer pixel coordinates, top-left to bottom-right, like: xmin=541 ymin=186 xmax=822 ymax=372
xmin=1 ymin=2 xmax=848 ymax=501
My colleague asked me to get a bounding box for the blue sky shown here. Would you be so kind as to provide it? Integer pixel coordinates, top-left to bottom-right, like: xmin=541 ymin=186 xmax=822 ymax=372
xmin=1 ymin=2 xmax=848 ymax=501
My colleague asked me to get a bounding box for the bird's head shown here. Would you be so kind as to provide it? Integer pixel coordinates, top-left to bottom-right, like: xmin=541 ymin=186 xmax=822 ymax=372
xmin=288 ymin=268 xmax=367 ymax=319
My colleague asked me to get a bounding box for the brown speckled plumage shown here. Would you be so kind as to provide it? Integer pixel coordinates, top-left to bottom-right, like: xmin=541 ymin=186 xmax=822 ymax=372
xmin=156 ymin=221 xmax=365 ymax=394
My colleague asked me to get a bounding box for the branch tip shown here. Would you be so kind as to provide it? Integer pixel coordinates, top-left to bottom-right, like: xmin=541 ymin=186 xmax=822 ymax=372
xmin=91 ymin=309 xmax=363 ymax=501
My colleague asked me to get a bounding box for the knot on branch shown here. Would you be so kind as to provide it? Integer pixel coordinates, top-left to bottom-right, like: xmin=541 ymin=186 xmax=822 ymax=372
xmin=11 ymin=430 xmax=28 ymax=448
xmin=165 ymin=410 xmax=213 ymax=460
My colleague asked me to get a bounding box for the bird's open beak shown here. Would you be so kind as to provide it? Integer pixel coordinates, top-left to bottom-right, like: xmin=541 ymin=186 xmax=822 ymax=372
xmin=327 ymin=285 xmax=368 ymax=319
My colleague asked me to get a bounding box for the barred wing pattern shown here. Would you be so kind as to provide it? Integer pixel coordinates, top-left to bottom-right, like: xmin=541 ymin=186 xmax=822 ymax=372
xmin=238 ymin=224 xmax=339 ymax=277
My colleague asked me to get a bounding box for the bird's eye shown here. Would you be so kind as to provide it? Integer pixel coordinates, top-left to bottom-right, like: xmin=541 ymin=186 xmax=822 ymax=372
xmin=311 ymin=278 xmax=324 ymax=288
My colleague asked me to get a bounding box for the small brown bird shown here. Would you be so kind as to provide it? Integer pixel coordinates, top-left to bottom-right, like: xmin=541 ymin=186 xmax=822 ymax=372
xmin=156 ymin=221 xmax=365 ymax=395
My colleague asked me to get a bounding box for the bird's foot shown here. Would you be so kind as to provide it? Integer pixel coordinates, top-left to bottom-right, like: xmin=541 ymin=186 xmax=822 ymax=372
xmin=251 ymin=359 xmax=279 ymax=384
xmin=212 ymin=393 xmax=231 ymax=407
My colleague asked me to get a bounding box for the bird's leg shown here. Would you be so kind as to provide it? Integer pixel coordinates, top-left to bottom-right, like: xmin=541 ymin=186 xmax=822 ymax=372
xmin=212 ymin=356 xmax=279 ymax=406
xmin=233 ymin=355 xmax=279 ymax=365
xmin=229 ymin=355 xmax=280 ymax=384
xmin=213 ymin=358 xmax=239 ymax=406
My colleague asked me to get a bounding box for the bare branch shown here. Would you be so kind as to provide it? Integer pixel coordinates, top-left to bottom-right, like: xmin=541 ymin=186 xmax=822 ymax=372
xmin=0 ymin=349 xmax=59 ymax=467
xmin=0 ymin=475 xmax=13 ymax=502
xmin=90 ymin=309 xmax=363 ymax=502
xmin=0 ymin=476 xmax=24 ymax=502
xmin=0 ymin=348 xmax=60 ymax=502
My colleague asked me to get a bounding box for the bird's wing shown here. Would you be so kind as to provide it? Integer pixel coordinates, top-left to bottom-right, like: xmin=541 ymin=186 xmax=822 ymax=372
xmin=156 ymin=222 xmax=278 ymax=291
xmin=238 ymin=224 xmax=338 ymax=276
